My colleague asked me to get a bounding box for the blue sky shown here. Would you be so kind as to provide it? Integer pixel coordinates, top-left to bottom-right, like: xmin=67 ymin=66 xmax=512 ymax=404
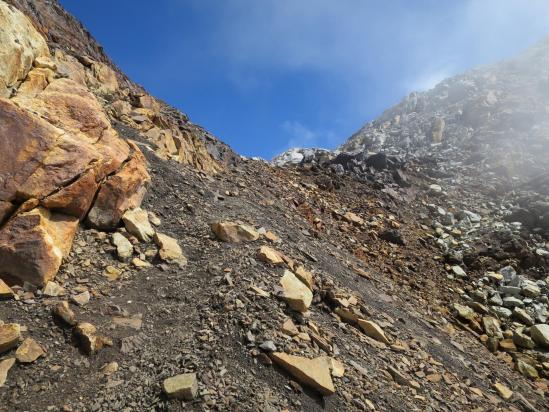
xmin=61 ymin=0 xmax=549 ymax=159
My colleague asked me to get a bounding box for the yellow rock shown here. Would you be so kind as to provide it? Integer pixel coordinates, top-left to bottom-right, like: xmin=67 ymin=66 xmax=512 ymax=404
xmin=257 ymin=245 xmax=284 ymax=265
xmin=280 ymin=270 xmax=313 ymax=312
xmin=163 ymin=373 xmax=198 ymax=400
xmin=15 ymin=338 xmax=45 ymax=363
xmin=211 ymin=221 xmax=259 ymax=243
xmin=270 ymin=352 xmax=335 ymax=396
xmin=0 ymin=358 xmax=15 ymax=387
xmin=0 ymin=323 xmax=21 ymax=353
xmin=294 ymin=265 xmax=314 ymax=290
xmin=0 ymin=279 xmax=14 ymax=299
xmin=357 ymin=319 xmax=390 ymax=344
xmin=154 ymin=232 xmax=186 ymax=264
xmin=493 ymin=382 xmax=513 ymax=400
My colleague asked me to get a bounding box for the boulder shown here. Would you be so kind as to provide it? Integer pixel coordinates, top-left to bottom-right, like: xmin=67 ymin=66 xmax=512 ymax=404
xmin=280 ymin=270 xmax=313 ymax=312
xmin=270 ymin=352 xmax=335 ymax=396
xmin=0 ymin=207 xmax=78 ymax=286
xmin=122 ymin=208 xmax=155 ymax=242
xmin=87 ymin=142 xmax=150 ymax=230
xmin=210 ymin=221 xmax=259 ymax=243
xmin=0 ymin=1 xmax=49 ymax=96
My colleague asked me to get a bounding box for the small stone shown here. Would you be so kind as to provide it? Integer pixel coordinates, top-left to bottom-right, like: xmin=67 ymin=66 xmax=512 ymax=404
xmin=481 ymin=316 xmax=502 ymax=339
xmin=132 ymin=258 xmax=152 ymax=268
xmin=516 ymin=359 xmax=538 ymax=379
xmin=73 ymin=322 xmax=110 ymax=355
xmin=357 ymin=320 xmax=390 ymax=344
xmin=15 ymin=338 xmax=45 ymax=363
xmin=112 ymin=233 xmax=133 ymax=260
xmin=264 ymin=231 xmax=279 ymax=243
xmin=52 ymin=301 xmax=77 ymax=326
xmin=100 ymin=361 xmax=119 ymax=376
xmin=493 ymin=382 xmax=513 ymax=400
xmin=71 ymin=291 xmax=90 ymax=306
xmin=294 ymin=265 xmax=314 ymax=290
xmin=0 ymin=358 xmax=15 ymax=387
xmin=162 ymin=373 xmax=198 ymax=400
xmin=0 ymin=279 xmax=14 ymax=300
xmin=451 ymin=266 xmax=466 ymax=278
xmin=499 ymin=339 xmax=517 ymax=352
xmin=270 ymin=352 xmax=335 ymax=396
xmin=122 ymin=208 xmax=155 ymax=242
xmin=257 ymin=246 xmax=284 ymax=265
xmin=513 ymin=329 xmax=535 ymax=349
xmin=489 ymin=306 xmax=512 ymax=319
xmin=104 ymin=266 xmax=122 ymax=281
xmin=0 ymin=323 xmax=21 ymax=353
xmin=503 ymin=296 xmax=524 ymax=308
xmin=343 ymin=212 xmax=364 ymax=225
xmin=43 ymin=281 xmax=65 ymax=297
xmin=259 ymin=341 xmax=277 ymax=352
xmin=210 ymin=221 xmax=259 ymax=243
xmin=280 ymin=270 xmax=313 ymax=312
xmin=521 ymin=283 xmax=541 ymax=298
xmin=531 ymin=324 xmax=549 ymax=348
xmin=148 ymin=211 xmax=161 ymax=226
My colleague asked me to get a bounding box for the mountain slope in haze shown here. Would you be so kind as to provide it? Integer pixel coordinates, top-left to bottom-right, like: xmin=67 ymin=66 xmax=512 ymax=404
xmin=340 ymin=38 xmax=549 ymax=178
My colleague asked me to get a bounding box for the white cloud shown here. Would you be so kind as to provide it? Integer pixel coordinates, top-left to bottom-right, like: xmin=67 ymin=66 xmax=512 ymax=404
xmin=281 ymin=120 xmax=337 ymax=150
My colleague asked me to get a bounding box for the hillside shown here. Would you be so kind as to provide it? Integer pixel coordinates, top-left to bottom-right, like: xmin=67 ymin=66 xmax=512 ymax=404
xmin=1 ymin=2 xmax=548 ymax=411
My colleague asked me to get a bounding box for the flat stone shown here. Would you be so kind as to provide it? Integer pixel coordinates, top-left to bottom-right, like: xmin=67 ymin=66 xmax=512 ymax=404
xmin=451 ymin=266 xmax=466 ymax=278
xmin=0 ymin=323 xmax=20 ymax=353
xmin=15 ymin=338 xmax=45 ymax=363
xmin=257 ymin=245 xmax=284 ymax=265
xmin=154 ymin=232 xmax=186 ymax=264
xmin=0 ymin=279 xmax=14 ymax=299
xmin=259 ymin=340 xmax=277 ymax=352
xmin=489 ymin=306 xmax=512 ymax=319
xmin=112 ymin=232 xmax=133 ymax=260
xmin=513 ymin=329 xmax=535 ymax=349
xmin=343 ymin=212 xmax=364 ymax=225
xmin=521 ymin=283 xmax=541 ymax=298
xmin=270 ymin=352 xmax=335 ymax=396
xmin=493 ymin=382 xmax=513 ymax=400
xmin=357 ymin=320 xmax=390 ymax=344
xmin=52 ymin=301 xmax=76 ymax=326
xmin=122 ymin=207 xmax=155 ymax=242
xmin=0 ymin=358 xmax=15 ymax=387
xmin=280 ymin=270 xmax=312 ymax=312
xmin=162 ymin=373 xmax=198 ymax=400
xmin=281 ymin=318 xmax=299 ymax=336
xmin=132 ymin=258 xmax=151 ymax=268
xmin=531 ymin=324 xmax=549 ymax=348
xmin=503 ymin=296 xmax=524 ymax=308
xmin=210 ymin=221 xmax=259 ymax=243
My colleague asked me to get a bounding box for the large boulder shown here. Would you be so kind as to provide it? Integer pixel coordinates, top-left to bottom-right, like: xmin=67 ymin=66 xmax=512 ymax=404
xmin=87 ymin=141 xmax=150 ymax=230
xmin=0 ymin=207 xmax=78 ymax=286
xmin=0 ymin=1 xmax=49 ymax=97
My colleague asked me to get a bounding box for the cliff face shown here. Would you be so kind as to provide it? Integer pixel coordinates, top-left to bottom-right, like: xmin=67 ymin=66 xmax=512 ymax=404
xmin=340 ymin=39 xmax=549 ymax=179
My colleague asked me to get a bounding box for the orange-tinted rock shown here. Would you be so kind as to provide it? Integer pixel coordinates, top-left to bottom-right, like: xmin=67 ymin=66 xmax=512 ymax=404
xmin=87 ymin=142 xmax=150 ymax=230
xmin=0 ymin=207 xmax=78 ymax=286
xmin=41 ymin=168 xmax=99 ymax=219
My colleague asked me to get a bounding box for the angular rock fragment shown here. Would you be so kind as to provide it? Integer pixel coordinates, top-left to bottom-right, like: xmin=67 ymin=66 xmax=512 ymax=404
xmin=280 ymin=270 xmax=313 ymax=312
xmin=270 ymin=352 xmax=335 ymax=396
xmin=0 ymin=323 xmax=21 ymax=353
xmin=163 ymin=373 xmax=198 ymax=400
xmin=122 ymin=207 xmax=155 ymax=242
xmin=0 ymin=358 xmax=15 ymax=387
xmin=154 ymin=232 xmax=186 ymax=264
xmin=257 ymin=245 xmax=284 ymax=265
xmin=210 ymin=221 xmax=259 ymax=243
xmin=52 ymin=301 xmax=76 ymax=326
xmin=73 ymin=322 xmax=110 ymax=355
xmin=0 ymin=279 xmax=14 ymax=300
xmin=0 ymin=207 xmax=78 ymax=286
xmin=530 ymin=324 xmax=549 ymax=348
xmin=294 ymin=265 xmax=314 ymax=290
xmin=15 ymin=338 xmax=45 ymax=363
xmin=493 ymin=382 xmax=513 ymax=400
xmin=112 ymin=232 xmax=133 ymax=260
xmin=357 ymin=320 xmax=390 ymax=344
xmin=43 ymin=281 xmax=65 ymax=297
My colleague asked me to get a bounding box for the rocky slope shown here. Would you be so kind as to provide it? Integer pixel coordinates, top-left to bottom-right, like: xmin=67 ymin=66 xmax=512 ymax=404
xmin=1 ymin=2 xmax=549 ymax=411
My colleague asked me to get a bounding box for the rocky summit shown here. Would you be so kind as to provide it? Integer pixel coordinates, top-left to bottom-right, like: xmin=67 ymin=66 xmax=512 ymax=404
xmin=0 ymin=1 xmax=548 ymax=411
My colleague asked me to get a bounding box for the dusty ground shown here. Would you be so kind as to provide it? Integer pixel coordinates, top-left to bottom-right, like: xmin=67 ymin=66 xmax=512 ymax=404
xmin=1 ymin=124 xmax=547 ymax=411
